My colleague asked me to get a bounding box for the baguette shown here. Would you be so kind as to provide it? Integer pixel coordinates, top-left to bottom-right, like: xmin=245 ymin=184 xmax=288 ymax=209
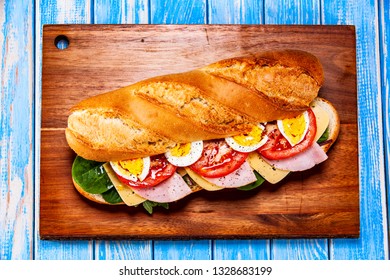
xmin=72 ymin=97 xmax=340 ymax=206
xmin=66 ymin=49 xmax=324 ymax=162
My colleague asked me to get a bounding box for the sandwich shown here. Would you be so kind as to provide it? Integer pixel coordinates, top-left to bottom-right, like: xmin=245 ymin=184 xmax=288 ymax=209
xmin=65 ymin=49 xmax=340 ymax=214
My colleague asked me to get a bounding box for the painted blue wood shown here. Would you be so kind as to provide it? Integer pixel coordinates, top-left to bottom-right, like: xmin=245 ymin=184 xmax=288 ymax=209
xmin=93 ymin=0 xmax=152 ymax=261
xmin=271 ymin=239 xmax=328 ymax=260
xmin=94 ymin=0 xmax=148 ymax=24
xmin=323 ymin=0 xmax=388 ymax=260
xmin=208 ymin=0 xmax=263 ymax=24
xmin=153 ymin=241 xmax=212 ymax=260
xmin=34 ymin=0 xmax=93 ymax=260
xmin=149 ymin=0 xmax=211 ymax=260
xmin=0 ymin=0 xmax=34 ymax=260
xmin=213 ymin=240 xmax=271 ymax=260
xmin=379 ymin=0 xmax=390 ymax=255
xmin=263 ymin=0 xmax=329 ymax=260
xmin=264 ymin=0 xmax=321 ymax=24
xmin=150 ymin=0 xmax=206 ymax=24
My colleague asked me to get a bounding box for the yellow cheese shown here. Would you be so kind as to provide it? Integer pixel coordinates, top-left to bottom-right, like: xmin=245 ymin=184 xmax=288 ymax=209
xmin=311 ymin=102 xmax=330 ymax=142
xmin=184 ymin=167 xmax=224 ymax=191
xmin=247 ymin=153 xmax=290 ymax=184
xmin=103 ymin=163 xmax=146 ymax=206
xmin=248 ymin=104 xmax=330 ymax=184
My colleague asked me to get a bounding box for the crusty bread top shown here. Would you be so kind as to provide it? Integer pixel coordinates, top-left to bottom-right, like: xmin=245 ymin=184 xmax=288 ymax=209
xmin=202 ymin=49 xmax=324 ymax=110
xmin=66 ymin=50 xmax=324 ymax=162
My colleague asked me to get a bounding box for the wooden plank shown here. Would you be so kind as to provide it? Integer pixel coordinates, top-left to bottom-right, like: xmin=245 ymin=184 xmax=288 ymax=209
xmin=146 ymin=0 xmax=211 ymax=260
xmin=213 ymin=240 xmax=270 ymax=260
xmin=208 ymin=0 xmax=269 ymax=261
xmin=39 ymin=24 xmax=359 ymax=240
xmin=94 ymin=0 xmax=148 ymax=24
xmin=150 ymin=0 xmax=206 ymax=24
xmin=263 ymin=0 xmax=329 ymax=260
xmin=264 ymin=0 xmax=320 ymax=24
xmin=379 ymin=0 xmax=390 ymax=255
xmin=323 ymin=0 xmax=388 ymax=260
xmin=34 ymin=0 xmax=93 ymax=260
xmin=0 ymin=0 xmax=34 ymax=260
xmin=153 ymin=241 xmax=212 ymax=260
xmin=93 ymin=0 xmax=152 ymax=261
xmin=208 ymin=0 xmax=263 ymax=24
xmin=94 ymin=241 xmax=152 ymax=259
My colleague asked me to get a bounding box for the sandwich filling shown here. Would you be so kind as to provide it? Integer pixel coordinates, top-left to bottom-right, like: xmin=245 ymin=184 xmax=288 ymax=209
xmin=72 ymin=101 xmax=333 ymax=214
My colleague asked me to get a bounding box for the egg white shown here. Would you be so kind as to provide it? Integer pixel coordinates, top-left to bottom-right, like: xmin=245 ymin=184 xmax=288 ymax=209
xmin=277 ymin=111 xmax=309 ymax=146
xmin=165 ymin=141 xmax=203 ymax=167
xmin=225 ymin=124 xmax=268 ymax=153
xmin=110 ymin=156 xmax=151 ymax=182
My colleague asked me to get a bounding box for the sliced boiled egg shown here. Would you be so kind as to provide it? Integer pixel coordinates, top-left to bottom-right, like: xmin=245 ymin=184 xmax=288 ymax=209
xmin=277 ymin=111 xmax=309 ymax=146
xmin=225 ymin=123 xmax=268 ymax=153
xmin=165 ymin=141 xmax=203 ymax=167
xmin=110 ymin=157 xmax=151 ymax=182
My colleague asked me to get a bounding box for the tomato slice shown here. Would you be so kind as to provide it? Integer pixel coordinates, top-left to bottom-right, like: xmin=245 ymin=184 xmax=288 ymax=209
xmin=115 ymin=155 xmax=177 ymax=188
xmin=189 ymin=139 xmax=248 ymax=178
xmin=259 ymin=108 xmax=317 ymax=160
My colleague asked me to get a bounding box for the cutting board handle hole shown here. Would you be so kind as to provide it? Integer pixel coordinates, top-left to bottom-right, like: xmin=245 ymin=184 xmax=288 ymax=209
xmin=54 ymin=35 xmax=69 ymax=50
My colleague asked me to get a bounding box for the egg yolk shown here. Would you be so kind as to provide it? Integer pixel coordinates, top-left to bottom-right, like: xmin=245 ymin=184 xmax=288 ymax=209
xmin=170 ymin=143 xmax=191 ymax=157
xmin=232 ymin=125 xmax=263 ymax=146
xmin=119 ymin=158 xmax=144 ymax=177
xmin=280 ymin=113 xmax=307 ymax=145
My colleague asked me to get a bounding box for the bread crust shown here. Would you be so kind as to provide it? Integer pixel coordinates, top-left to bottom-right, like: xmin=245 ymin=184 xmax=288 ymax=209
xmin=72 ymin=177 xmax=124 ymax=205
xmin=66 ymin=50 xmax=324 ymax=162
xmin=202 ymin=49 xmax=324 ymax=110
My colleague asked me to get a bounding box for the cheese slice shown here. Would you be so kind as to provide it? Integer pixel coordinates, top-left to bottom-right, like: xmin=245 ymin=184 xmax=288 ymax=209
xmin=103 ymin=163 xmax=146 ymax=206
xmin=184 ymin=167 xmax=224 ymax=191
xmin=248 ymin=104 xmax=330 ymax=184
xmin=311 ymin=102 xmax=330 ymax=142
xmin=247 ymin=153 xmax=290 ymax=184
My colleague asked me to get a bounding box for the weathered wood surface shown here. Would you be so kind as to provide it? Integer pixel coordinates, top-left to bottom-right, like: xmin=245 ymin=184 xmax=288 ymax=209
xmin=0 ymin=0 xmax=388 ymax=260
xmin=40 ymin=24 xmax=358 ymax=240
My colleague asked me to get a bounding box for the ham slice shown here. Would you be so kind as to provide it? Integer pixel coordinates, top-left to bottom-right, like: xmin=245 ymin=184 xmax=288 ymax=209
xmin=204 ymin=160 xmax=257 ymax=188
xmin=263 ymin=142 xmax=328 ymax=172
xmin=130 ymin=173 xmax=192 ymax=203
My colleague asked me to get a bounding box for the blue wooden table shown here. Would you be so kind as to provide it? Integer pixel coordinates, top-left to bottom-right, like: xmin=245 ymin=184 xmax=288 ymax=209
xmin=0 ymin=0 xmax=389 ymax=260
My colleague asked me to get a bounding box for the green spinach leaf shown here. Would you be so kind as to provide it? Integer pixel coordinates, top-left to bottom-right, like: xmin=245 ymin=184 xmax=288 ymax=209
xmin=101 ymin=187 xmax=123 ymax=204
xmin=142 ymin=201 xmax=169 ymax=214
xmin=317 ymin=127 xmax=329 ymax=144
xmin=72 ymin=156 xmax=114 ymax=194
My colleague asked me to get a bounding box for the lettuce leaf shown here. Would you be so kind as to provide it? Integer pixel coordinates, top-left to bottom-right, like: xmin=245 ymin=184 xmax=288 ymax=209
xmin=317 ymin=127 xmax=329 ymax=143
xmin=72 ymin=156 xmax=114 ymax=194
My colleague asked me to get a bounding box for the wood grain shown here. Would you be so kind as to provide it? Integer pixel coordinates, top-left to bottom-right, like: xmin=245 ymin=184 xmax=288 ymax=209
xmin=92 ymin=0 xmax=154 ymax=261
xmin=40 ymin=24 xmax=359 ymax=239
xmin=262 ymin=0 xmax=326 ymax=261
xmin=323 ymin=0 xmax=388 ymax=260
xmin=0 ymin=0 xmax=34 ymax=260
xmin=0 ymin=0 xmax=388 ymax=262
xmin=208 ymin=0 xmax=263 ymax=24
xmin=34 ymin=0 xmax=94 ymax=260
xmin=380 ymin=0 xmax=390 ymax=257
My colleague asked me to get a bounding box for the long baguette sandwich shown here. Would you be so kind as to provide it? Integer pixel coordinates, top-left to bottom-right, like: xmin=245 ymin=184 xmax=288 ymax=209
xmin=66 ymin=49 xmax=340 ymax=213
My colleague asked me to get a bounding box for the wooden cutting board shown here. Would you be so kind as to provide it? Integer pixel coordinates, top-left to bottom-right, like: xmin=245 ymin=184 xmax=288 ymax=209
xmin=40 ymin=24 xmax=359 ymax=239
